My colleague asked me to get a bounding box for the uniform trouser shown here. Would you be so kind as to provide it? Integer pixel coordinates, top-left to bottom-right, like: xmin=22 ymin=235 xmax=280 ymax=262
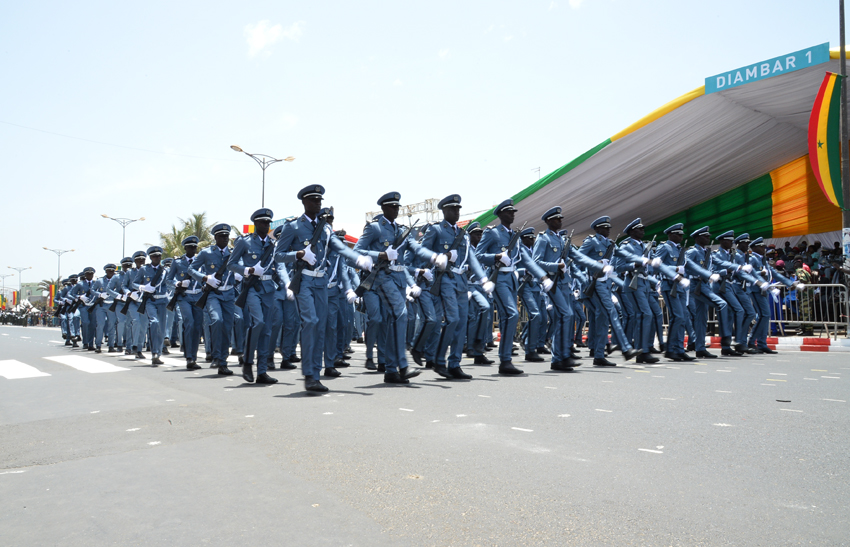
xmin=269 ymin=294 xmax=285 ymax=353
xmin=720 ymin=285 xmax=745 ymax=345
xmin=165 ymin=308 xmax=175 ymax=341
xmin=353 ymin=306 xmax=365 ymax=340
xmin=588 ymin=281 xmax=633 ymax=358
xmin=78 ymin=308 xmax=93 ymax=347
xmin=519 ymin=285 xmax=542 ymax=353
xmin=177 ymin=296 xmax=203 ymax=361
xmin=128 ymin=301 xmax=146 ymax=350
xmin=203 ymin=308 xmax=212 ymax=357
xmin=363 ymin=290 xmax=382 ymax=360
xmin=324 ymin=286 xmax=342 ymax=369
xmin=281 ymin=297 xmax=300 ymax=359
xmin=171 ymin=307 xmax=181 ymax=344
xmin=492 ymin=273 xmax=519 ymax=363
xmin=242 ymin=288 xmax=274 ymax=374
xmin=94 ymin=304 xmax=114 ymax=348
xmin=572 ymin=295 xmax=586 ymax=345
xmin=583 ymin=298 xmax=596 ymax=350
xmin=144 ymin=298 xmax=168 ymax=356
xmin=731 ymin=283 xmax=756 ymax=344
xmin=547 ymin=284 xmax=574 ymax=363
xmin=60 ymin=313 xmax=69 ymax=337
xmin=466 ymin=287 xmax=491 ymax=356
xmin=623 ymin=286 xmax=653 ymax=352
xmin=232 ymin=305 xmax=245 ymax=353
xmin=206 ymin=293 xmax=235 ymax=366
xmin=647 ymin=293 xmax=664 ymax=347
xmin=343 ymin=300 xmax=354 ymax=347
xmin=71 ymin=310 xmax=81 ymax=338
xmin=485 ymin=304 xmax=495 ymax=344
xmin=336 ymin=294 xmax=348 ymax=356
xmin=413 ymin=289 xmax=440 ymax=359
xmin=115 ymin=306 xmax=127 ymax=347
xmin=374 ymin=276 xmax=409 ymax=374
xmin=620 ymin=289 xmax=638 ymax=347
xmin=406 ymin=299 xmax=417 ymax=348
xmin=749 ymin=290 xmax=771 ymax=349
xmin=687 ymin=284 xmax=728 ymax=351
xmin=662 ymin=287 xmax=687 ymax=354
xmin=296 ymin=276 xmax=328 ymax=380
xmin=436 ymin=278 xmax=469 ymax=368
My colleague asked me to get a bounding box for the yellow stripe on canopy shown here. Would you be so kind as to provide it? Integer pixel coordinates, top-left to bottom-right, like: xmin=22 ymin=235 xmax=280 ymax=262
xmin=610 ymin=85 xmax=706 ymax=142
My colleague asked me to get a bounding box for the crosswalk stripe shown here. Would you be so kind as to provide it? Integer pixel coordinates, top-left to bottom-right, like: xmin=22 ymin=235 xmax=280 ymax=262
xmin=0 ymin=360 xmax=52 ymax=379
xmin=44 ymin=355 xmax=130 ymax=373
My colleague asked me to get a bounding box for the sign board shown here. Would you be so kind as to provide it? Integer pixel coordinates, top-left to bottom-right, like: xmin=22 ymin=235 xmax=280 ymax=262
xmin=706 ymin=43 xmax=830 ymax=94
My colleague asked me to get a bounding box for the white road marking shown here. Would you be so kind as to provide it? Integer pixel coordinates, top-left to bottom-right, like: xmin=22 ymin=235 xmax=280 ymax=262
xmin=323 ymin=412 xmax=333 ymax=415
xmin=803 ymin=378 xmax=818 ymax=381
xmin=431 ymin=420 xmax=440 ymax=423
xmin=50 ymin=340 xmax=65 ymax=344
xmin=1 ymin=333 xmax=7 ymax=336
xmin=20 ymin=336 xmax=30 ymax=339
xmin=780 ymin=409 xmax=803 ymax=413
xmin=399 ymin=408 xmax=414 ymax=412
xmin=667 ymin=366 xmax=680 ymax=369
xmin=511 ymin=427 xmax=533 ymax=432
xmin=0 ymin=360 xmax=51 ymax=379
xmin=0 ymin=470 xmax=26 ymax=475
xmin=478 ymin=395 xmax=490 ymax=398
xmin=776 ymin=359 xmax=790 ymax=362
xmin=44 ymin=355 xmax=129 ymax=373
xmin=660 ymin=397 xmax=677 ymax=400
xmin=245 ymin=415 xmax=254 ymax=418
xmin=165 ymin=399 xmax=175 ymax=402
xmin=716 ymin=390 xmax=732 ymax=393
xmin=822 ymin=376 xmax=840 ymax=379
xmin=652 ymin=375 xmax=665 ymax=378
xmin=456 ymin=414 xmax=467 ymax=417
xmin=90 ymin=410 xmax=100 ymax=414
xmin=638 ymin=448 xmax=663 ymax=454
xmin=558 ymin=414 xmax=571 ymax=418
xmin=595 ymin=409 xmax=612 ymax=413
xmin=147 ymin=441 xmax=161 ymax=446
xmin=544 ymin=386 xmax=557 ymax=389
xmin=695 ymin=371 xmax=707 ymax=374
xmin=717 ymin=370 xmax=731 ymax=373
xmin=761 ymin=384 xmax=776 ymax=386
xmin=770 ymin=373 xmax=787 ymax=376
xmin=126 ymin=428 xmax=140 ymax=432
xmin=823 ymin=399 xmax=845 ymax=402
xmin=713 ymin=423 xmax=734 ymax=427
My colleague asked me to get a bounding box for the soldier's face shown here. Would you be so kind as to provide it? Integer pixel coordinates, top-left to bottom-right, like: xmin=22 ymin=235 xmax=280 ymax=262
xmin=498 ymin=210 xmax=516 ymax=226
xmin=443 ymin=206 xmax=460 ymax=225
xmin=521 ymin=235 xmax=534 ymax=248
xmin=546 ymin=217 xmax=562 ymax=232
xmin=151 ymin=255 xmax=162 ymax=267
xmin=736 ymin=241 xmax=748 ymax=252
xmin=470 ymin=231 xmax=482 ymax=246
xmin=629 ymin=226 xmax=644 ymax=240
xmin=302 ymin=196 xmax=323 ymax=217
xmin=752 ymin=245 xmax=765 ymax=256
xmin=134 ymin=258 xmax=145 ymax=269
xmin=668 ymin=233 xmax=683 ymax=244
xmin=695 ymin=234 xmax=710 ymax=247
xmin=85 ymin=272 xmax=94 ymax=281
xmin=382 ymin=204 xmax=400 ymax=222
xmin=255 ymin=219 xmax=270 ymax=238
xmin=105 ymin=270 xmax=115 ymax=278
xmin=720 ymin=239 xmax=733 ymax=250
xmin=184 ymin=245 xmax=197 ymax=258
xmin=215 ymin=233 xmax=229 ymax=248
xmin=595 ymin=226 xmax=610 ymax=238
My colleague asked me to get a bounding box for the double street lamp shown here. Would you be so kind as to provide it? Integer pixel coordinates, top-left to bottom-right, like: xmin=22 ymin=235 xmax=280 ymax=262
xmin=230 ymin=145 xmax=294 ymax=207
xmin=7 ymin=266 xmax=32 ymax=305
xmin=101 ymin=215 xmax=145 ymax=258
xmin=43 ymin=247 xmax=74 ymax=280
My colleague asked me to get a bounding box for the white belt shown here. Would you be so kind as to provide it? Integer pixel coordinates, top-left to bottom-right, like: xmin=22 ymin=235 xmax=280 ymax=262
xmin=185 ymin=289 xmax=202 ymax=294
xmin=219 ymin=286 xmax=234 ymax=292
xmin=153 ymin=294 xmax=169 ymax=299
xmin=499 ymin=266 xmax=516 ymax=272
xmin=451 ymin=266 xmax=467 ymax=275
xmin=257 ymin=275 xmax=272 ymax=281
xmin=303 ymin=270 xmax=326 ymax=278
xmin=388 ymin=265 xmax=406 ymax=272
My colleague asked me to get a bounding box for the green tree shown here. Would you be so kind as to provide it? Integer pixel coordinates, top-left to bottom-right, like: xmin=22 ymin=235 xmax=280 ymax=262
xmin=159 ymin=212 xmax=216 ymax=257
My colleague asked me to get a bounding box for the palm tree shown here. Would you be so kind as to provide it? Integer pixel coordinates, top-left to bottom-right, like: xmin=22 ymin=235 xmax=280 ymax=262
xmin=38 ymin=277 xmax=61 ymax=293
xmin=159 ymin=212 xmax=216 ymax=257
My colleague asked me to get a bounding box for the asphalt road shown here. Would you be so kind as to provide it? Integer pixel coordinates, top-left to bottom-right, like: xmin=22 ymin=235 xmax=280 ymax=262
xmin=1 ymin=324 xmax=848 ymax=546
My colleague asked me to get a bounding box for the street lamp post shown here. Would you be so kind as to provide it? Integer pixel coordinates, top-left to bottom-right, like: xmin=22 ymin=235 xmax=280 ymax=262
xmin=43 ymin=247 xmax=74 ymax=280
xmin=0 ymin=273 xmax=13 ymax=307
xmin=101 ymin=215 xmax=145 ymax=257
xmin=230 ymin=145 xmax=294 ymax=207
xmin=7 ymin=266 xmax=32 ymax=305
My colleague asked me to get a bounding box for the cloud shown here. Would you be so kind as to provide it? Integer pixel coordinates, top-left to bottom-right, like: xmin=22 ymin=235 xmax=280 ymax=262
xmin=438 ymin=49 xmax=450 ymax=59
xmin=393 ymin=79 xmax=403 ymax=86
xmin=244 ymin=20 xmax=304 ymax=57
xmin=549 ymin=1 xmax=557 ymax=9
xmin=568 ymin=0 xmax=584 ymax=8
xmin=503 ymin=35 xmax=513 ymax=42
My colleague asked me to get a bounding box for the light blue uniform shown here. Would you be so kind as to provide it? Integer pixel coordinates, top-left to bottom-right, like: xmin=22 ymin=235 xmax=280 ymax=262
xmin=131 ymin=264 xmax=169 ymax=357
xmin=167 ymin=254 xmax=204 ymax=362
xmin=91 ymin=274 xmax=115 ymax=349
xmin=69 ymin=278 xmax=95 ymax=348
xmin=323 ymin=245 xmax=352 ymax=370
xmin=189 ymin=244 xmax=236 ymax=366
xmin=684 ymin=244 xmax=727 ymax=352
xmin=747 ymin=252 xmax=794 ymax=349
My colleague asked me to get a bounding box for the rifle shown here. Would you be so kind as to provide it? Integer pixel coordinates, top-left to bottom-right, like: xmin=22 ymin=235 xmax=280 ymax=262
xmin=550 ymin=229 xmax=575 ymax=294
xmin=583 ymin=231 xmax=622 ymax=298
xmin=235 ymin=238 xmax=277 ymax=309
xmin=87 ymin=289 xmax=106 ymax=315
xmin=628 ymin=234 xmax=657 ymax=290
xmin=357 ymin=219 xmax=420 ymax=297
xmin=137 ymin=265 xmax=166 ymax=315
xmin=165 ymin=255 xmax=188 ymax=311
xmin=479 ymin=221 xmax=528 ymax=287
xmin=68 ymin=285 xmax=90 ymax=313
xmin=194 ymin=248 xmax=234 ymax=310
xmin=670 ymin=238 xmax=688 ymax=297
xmin=290 ymin=211 xmax=332 ymax=296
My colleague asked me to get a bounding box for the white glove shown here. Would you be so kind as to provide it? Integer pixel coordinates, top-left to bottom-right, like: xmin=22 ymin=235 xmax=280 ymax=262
xmin=468 ymin=291 xmax=473 ymax=300
xmin=558 ymin=260 xmax=567 ymax=271
xmin=78 ymin=295 xmax=87 ymax=301
xmin=499 ymin=254 xmax=512 ymax=267
xmin=422 ymin=269 xmax=434 ymax=282
xmin=541 ymin=277 xmax=554 ymax=292
xmin=448 ymin=249 xmax=458 ymax=263
xmin=612 ymin=295 xmax=619 ymax=304
xmin=602 ymin=265 xmax=613 ymax=275
xmin=385 ymin=246 xmax=399 ymax=262
xmin=676 ymin=265 xmax=685 ymax=276
xmin=742 ymin=264 xmax=753 ymax=273
xmin=141 ymin=284 xmax=156 ymax=293
xmin=301 ymin=246 xmax=317 ymax=266
xmin=355 ymin=297 xmax=362 ymax=304
xmin=346 ymin=290 xmax=357 ymax=304
xmin=234 ymin=273 xmax=243 ymax=282
xmin=640 ymin=257 xmax=651 ymax=266
xmin=434 ymin=254 xmax=448 ymax=270
xmin=205 ymin=276 xmax=221 ymax=288
xmin=355 ymin=255 xmax=373 ymax=272
xmin=679 ymin=278 xmax=690 ymax=287
xmin=770 ymin=288 xmax=780 ymax=298
xmin=252 ymin=264 xmax=266 ymax=277
xmin=100 ymin=292 xmax=109 ymax=299
xmin=286 ymin=288 xmax=295 ymax=301
xmin=180 ymin=279 xmax=190 ymax=288
xmin=651 ymin=257 xmax=662 ymax=268
xmin=761 ymin=268 xmax=769 ymax=276
xmin=410 ymin=285 xmax=421 ymax=297
xmin=482 ymin=280 xmax=495 ymax=294
xmin=130 ymin=291 xmax=141 ymax=301
xmin=709 ymin=273 xmax=721 ymax=283
xmin=406 ymin=294 xmax=415 ymax=302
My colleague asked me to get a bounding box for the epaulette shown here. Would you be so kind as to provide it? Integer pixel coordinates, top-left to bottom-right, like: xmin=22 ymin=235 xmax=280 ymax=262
xmin=286 ymin=217 xmax=298 ymax=224
xmin=483 ymin=226 xmax=494 ymax=232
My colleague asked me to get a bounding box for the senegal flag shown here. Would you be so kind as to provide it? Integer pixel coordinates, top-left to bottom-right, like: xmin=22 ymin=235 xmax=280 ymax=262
xmin=808 ymin=72 xmax=846 ymax=209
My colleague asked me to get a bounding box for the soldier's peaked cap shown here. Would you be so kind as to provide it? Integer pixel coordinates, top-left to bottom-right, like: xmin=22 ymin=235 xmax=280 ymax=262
xmin=734 ymin=233 xmax=750 ymax=243
xmin=181 ymin=235 xmax=199 ymax=246
xmin=211 ymin=223 xmax=231 ymax=236
xmin=132 ymin=251 xmax=147 ymax=260
xmin=83 ymin=267 xmax=96 ymax=274
xmin=690 ymin=226 xmax=710 ymax=238
xmin=664 ymin=223 xmax=684 ymax=235
xmin=590 ymin=216 xmax=611 ymax=229
xmin=520 ymin=227 xmax=535 ymax=237
xmin=147 ymin=246 xmax=163 ymax=256
xmin=717 ymin=230 xmax=735 ymax=240
xmin=749 ymin=236 xmax=765 ymax=248
xmin=466 ymin=221 xmax=482 ymax=233
xmin=251 ymin=208 xmax=273 ymax=222
xmin=104 ymin=263 xmax=117 ymax=271
xmin=494 ymin=199 xmax=516 ymax=215
xmin=297 ymin=185 xmax=325 ymax=200
xmin=624 ymin=218 xmax=643 ymax=232
xmin=438 ymin=195 xmax=462 ymax=209
xmin=377 ymin=192 xmax=401 ymax=206
xmin=541 ymin=206 xmax=563 ymax=222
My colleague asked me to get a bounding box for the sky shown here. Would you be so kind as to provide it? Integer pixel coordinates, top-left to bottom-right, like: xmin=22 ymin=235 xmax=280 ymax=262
xmin=0 ymin=0 xmax=839 ymax=293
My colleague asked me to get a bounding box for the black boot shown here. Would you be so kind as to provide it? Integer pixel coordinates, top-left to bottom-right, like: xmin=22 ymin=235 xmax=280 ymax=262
xmin=364 ymin=358 xmax=377 ymax=370
xmin=498 ymin=362 xmax=524 ymax=375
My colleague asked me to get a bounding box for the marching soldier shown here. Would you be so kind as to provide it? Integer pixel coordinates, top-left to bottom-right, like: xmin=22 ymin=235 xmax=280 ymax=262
xmin=684 ymin=227 xmax=725 ymax=359
xmin=747 ymin=237 xmax=801 ymax=353
xmin=69 ymin=267 xmax=96 ymax=350
xmin=90 ymin=264 xmax=117 ymax=353
xmin=166 ymin=236 xmax=204 ymax=370
xmin=711 ymin=230 xmax=764 ymax=355
xmin=110 ymin=258 xmax=133 ymax=353
xmin=131 ymin=246 xmax=170 ymax=365
xmin=465 ymin=222 xmax=493 ymax=365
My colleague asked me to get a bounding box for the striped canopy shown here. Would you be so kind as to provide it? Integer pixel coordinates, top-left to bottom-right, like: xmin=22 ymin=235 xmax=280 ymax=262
xmin=475 ymin=48 xmax=847 ymax=243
